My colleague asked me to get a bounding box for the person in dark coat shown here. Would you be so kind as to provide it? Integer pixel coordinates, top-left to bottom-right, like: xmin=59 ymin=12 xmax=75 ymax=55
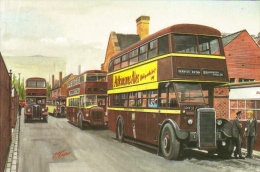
xmin=244 ymin=110 xmax=258 ymax=158
xmin=232 ymin=111 xmax=244 ymax=159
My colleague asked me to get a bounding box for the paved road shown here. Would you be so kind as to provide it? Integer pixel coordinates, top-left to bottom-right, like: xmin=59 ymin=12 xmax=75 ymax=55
xmin=17 ymin=113 xmax=260 ymax=172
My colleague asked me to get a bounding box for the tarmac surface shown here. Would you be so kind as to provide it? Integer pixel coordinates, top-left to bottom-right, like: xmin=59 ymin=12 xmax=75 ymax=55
xmin=4 ymin=114 xmax=260 ymax=172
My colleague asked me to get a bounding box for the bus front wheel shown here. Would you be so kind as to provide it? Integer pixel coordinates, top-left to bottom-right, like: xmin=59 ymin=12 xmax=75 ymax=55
xmin=217 ymin=138 xmax=234 ymax=159
xmin=117 ymin=117 xmax=124 ymax=142
xmin=24 ymin=116 xmax=28 ymax=123
xmin=160 ymin=123 xmax=180 ymax=160
xmin=78 ymin=114 xmax=84 ymax=130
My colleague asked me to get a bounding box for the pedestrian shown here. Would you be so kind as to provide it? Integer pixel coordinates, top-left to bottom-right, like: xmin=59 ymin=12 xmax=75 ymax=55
xmin=244 ymin=110 xmax=258 ymax=158
xmin=19 ymin=102 xmax=22 ymax=116
xmin=232 ymin=111 xmax=244 ymax=159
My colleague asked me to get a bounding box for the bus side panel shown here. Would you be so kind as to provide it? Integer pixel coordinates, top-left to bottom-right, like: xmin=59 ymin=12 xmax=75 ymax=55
xmin=108 ymin=110 xmax=120 ymax=133
xmin=47 ymin=105 xmax=55 ymax=114
xmin=157 ymin=56 xmax=173 ymax=81
xmin=146 ymin=112 xmax=159 ymax=146
xmin=67 ymin=107 xmax=77 ymax=124
xmin=107 ymin=75 xmax=113 ymax=90
xmin=134 ymin=112 xmax=146 ymax=141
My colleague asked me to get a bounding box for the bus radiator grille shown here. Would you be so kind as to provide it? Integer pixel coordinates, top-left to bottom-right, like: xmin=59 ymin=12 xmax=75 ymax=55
xmin=33 ymin=105 xmax=41 ymax=118
xmin=61 ymin=107 xmax=65 ymax=113
xmin=197 ymin=109 xmax=216 ymax=148
xmin=92 ymin=111 xmax=102 ymax=120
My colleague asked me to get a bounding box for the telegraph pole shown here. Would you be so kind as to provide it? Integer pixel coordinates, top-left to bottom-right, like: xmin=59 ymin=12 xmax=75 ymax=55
xmin=18 ymin=73 xmax=20 ymax=100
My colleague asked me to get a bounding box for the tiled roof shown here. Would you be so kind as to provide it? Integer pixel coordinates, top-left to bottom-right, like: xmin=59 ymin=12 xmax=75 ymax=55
xmin=53 ymin=73 xmax=73 ymax=89
xmin=222 ymin=30 xmax=244 ymax=47
xmin=116 ymin=34 xmax=140 ymax=51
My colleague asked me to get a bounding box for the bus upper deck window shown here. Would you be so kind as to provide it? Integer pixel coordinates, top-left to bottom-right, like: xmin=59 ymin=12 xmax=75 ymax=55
xmin=114 ymin=57 xmax=121 ymax=71
xmin=129 ymin=49 xmax=138 ymax=65
xmin=158 ymin=35 xmax=169 ymax=55
xmin=198 ymin=36 xmax=221 ymax=55
xmin=37 ymin=81 xmax=46 ymax=88
xmin=87 ymin=74 xmax=97 ymax=82
xmin=121 ymin=54 xmax=129 ymax=68
xmin=174 ymin=34 xmax=197 ymax=53
xmin=148 ymin=40 xmax=157 ymax=59
xmin=108 ymin=61 xmax=114 ymax=72
xmin=28 ymin=81 xmax=36 ymax=87
xmin=97 ymin=74 xmax=106 ymax=81
xmin=139 ymin=44 xmax=147 ymax=62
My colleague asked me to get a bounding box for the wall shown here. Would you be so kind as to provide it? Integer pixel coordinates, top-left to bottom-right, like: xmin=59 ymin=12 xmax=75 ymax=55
xmin=0 ymin=53 xmax=11 ymax=172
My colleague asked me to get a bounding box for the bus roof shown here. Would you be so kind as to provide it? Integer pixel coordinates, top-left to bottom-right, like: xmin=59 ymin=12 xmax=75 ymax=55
xmin=26 ymin=77 xmax=46 ymax=81
xmin=109 ymin=23 xmax=221 ymax=62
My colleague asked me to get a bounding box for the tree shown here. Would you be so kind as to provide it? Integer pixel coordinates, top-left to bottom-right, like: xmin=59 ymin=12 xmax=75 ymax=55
xmin=47 ymin=84 xmax=52 ymax=98
xmin=12 ymin=74 xmax=25 ymax=100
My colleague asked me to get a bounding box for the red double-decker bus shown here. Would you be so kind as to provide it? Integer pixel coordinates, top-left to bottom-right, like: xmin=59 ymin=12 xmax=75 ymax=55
xmin=107 ymin=24 xmax=233 ymax=160
xmin=66 ymin=70 xmax=108 ymax=129
xmin=24 ymin=77 xmax=48 ymax=123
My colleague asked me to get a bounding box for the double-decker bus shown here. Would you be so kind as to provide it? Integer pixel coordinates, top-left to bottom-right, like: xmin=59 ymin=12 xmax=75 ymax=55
xmin=66 ymin=70 xmax=108 ymax=129
xmin=24 ymin=77 xmax=48 ymax=123
xmin=107 ymin=24 xmax=233 ymax=160
xmin=46 ymin=96 xmax=66 ymax=117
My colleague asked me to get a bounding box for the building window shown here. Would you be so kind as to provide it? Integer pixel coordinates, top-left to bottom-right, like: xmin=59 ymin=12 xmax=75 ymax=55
xmin=239 ymin=78 xmax=255 ymax=82
xmin=230 ymin=78 xmax=235 ymax=83
xmin=229 ymin=99 xmax=260 ymax=120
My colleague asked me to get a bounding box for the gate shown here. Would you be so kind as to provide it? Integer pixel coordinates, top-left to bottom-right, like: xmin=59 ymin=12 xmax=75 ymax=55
xmin=0 ymin=52 xmax=12 ymax=172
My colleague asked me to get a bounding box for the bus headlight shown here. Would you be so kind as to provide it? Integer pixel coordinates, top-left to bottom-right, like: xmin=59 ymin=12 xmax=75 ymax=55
xmin=27 ymin=108 xmax=31 ymax=112
xmin=187 ymin=119 xmax=193 ymax=125
xmin=105 ymin=112 xmax=108 ymax=116
xmin=85 ymin=113 xmax=89 ymax=117
xmin=216 ymin=119 xmax=222 ymax=125
xmin=42 ymin=108 xmax=45 ymax=111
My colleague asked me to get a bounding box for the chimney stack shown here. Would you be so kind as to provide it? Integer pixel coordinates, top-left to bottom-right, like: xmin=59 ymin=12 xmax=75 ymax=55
xmin=52 ymin=75 xmax=54 ymax=89
xmin=78 ymin=65 xmax=81 ymax=75
xmin=136 ymin=16 xmax=150 ymax=40
xmin=59 ymin=72 xmax=62 ymax=87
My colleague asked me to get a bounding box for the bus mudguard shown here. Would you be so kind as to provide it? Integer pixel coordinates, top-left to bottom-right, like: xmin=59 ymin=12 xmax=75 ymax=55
xmin=216 ymin=118 xmax=232 ymax=138
xmin=161 ymin=119 xmax=189 ymax=140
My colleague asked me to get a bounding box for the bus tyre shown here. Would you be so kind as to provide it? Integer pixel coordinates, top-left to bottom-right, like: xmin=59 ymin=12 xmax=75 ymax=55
xmin=78 ymin=114 xmax=84 ymax=130
xmin=44 ymin=116 xmax=48 ymax=123
xmin=24 ymin=116 xmax=28 ymax=123
xmin=217 ymin=138 xmax=234 ymax=159
xmin=54 ymin=110 xmax=57 ymax=118
xmin=117 ymin=117 xmax=124 ymax=142
xmin=160 ymin=123 xmax=180 ymax=160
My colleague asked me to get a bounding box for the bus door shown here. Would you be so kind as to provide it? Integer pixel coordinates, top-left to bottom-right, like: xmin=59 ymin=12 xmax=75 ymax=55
xmin=97 ymin=96 xmax=107 ymax=122
xmin=79 ymin=96 xmax=85 ymax=111
xmin=97 ymin=96 xmax=107 ymax=111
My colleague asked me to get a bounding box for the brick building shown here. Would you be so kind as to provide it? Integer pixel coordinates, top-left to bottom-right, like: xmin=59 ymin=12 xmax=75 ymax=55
xmin=101 ymin=16 xmax=150 ymax=71
xmin=50 ymin=72 xmax=74 ymax=98
xmin=214 ymin=30 xmax=260 ymax=120
xmin=214 ymin=30 xmax=260 ymax=151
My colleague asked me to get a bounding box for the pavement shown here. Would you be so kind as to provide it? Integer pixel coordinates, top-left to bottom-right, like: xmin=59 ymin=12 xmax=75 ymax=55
xmin=4 ymin=115 xmax=20 ymax=172
xmin=3 ymin=114 xmax=260 ymax=172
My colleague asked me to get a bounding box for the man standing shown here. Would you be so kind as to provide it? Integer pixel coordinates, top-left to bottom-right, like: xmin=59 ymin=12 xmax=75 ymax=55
xmin=232 ymin=111 xmax=244 ymax=159
xmin=244 ymin=110 xmax=258 ymax=158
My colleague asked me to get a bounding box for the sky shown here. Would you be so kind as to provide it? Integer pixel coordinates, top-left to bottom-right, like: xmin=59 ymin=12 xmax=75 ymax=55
xmin=0 ymin=0 xmax=259 ymax=77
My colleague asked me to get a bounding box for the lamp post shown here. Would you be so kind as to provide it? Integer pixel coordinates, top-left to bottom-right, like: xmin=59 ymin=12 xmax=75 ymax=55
xmin=18 ymin=73 xmax=20 ymax=100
